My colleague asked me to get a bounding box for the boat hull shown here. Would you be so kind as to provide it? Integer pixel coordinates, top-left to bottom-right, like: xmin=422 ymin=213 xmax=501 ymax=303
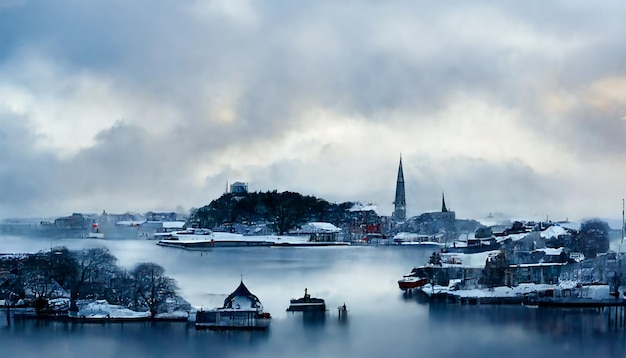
xmin=287 ymin=302 xmax=326 ymax=312
xmin=398 ymin=277 xmax=428 ymax=290
xmin=157 ymin=240 xmax=273 ymax=249
xmin=272 ymin=242 xmax=349 ymax=247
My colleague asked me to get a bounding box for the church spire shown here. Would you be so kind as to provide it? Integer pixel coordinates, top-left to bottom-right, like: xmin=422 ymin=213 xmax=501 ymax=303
xmin=441 ymin=191 xmax=448 ymax=213
xmin=393 ymin=155 xmax=406 ymax=221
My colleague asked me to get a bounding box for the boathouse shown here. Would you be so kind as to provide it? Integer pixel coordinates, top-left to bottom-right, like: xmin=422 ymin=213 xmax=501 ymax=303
xmin=195 ymin=281 xmax=270 ymax=330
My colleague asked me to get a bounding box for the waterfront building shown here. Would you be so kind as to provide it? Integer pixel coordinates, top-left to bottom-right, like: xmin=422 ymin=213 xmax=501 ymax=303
xmin=195 ymin=280 xmax=270 ymax=330
xmin=230 ymin=182 xmax=249 ymax=195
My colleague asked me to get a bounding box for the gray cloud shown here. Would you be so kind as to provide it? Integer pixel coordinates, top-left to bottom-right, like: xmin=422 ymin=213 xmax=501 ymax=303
xmin=1 ymin=1 xmax=625 ymax=220
xmin=0 ymin=111 xmax=62 ymax=216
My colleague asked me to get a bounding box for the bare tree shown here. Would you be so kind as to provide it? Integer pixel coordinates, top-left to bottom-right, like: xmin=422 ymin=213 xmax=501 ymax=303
xmin=20 ymin=252 xmax=57 ymax=315
xmin=68 ymin=248 xmax=118 ymax=311
xmin=132 ymin=263 xmax=178 ymax=319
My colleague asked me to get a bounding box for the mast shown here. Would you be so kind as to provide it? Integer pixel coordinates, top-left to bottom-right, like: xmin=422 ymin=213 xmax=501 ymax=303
xmin=619 ymin=199 xmax=624 ymax=253
xmin=619 ymin=199 xmax=624 ymax=293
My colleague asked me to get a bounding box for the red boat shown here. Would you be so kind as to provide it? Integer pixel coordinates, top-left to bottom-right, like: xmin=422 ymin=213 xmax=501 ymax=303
xmin=397 ymin=276 xmax=428 ymax=290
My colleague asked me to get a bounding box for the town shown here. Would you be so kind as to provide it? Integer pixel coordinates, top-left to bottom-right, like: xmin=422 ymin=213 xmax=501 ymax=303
xmin=1 ymin=157 xmax=625 ymax=331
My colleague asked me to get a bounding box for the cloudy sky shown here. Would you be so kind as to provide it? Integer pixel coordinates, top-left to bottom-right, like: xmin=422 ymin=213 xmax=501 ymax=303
xmin=1 ymin=0 xmax=625 ymax=222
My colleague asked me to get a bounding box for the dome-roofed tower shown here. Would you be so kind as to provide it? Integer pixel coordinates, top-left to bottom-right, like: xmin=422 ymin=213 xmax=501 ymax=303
xmin=223 ymin=280 xmax=263 ymax=310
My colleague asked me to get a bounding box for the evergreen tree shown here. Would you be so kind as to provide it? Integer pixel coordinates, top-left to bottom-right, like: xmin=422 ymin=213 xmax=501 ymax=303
xmin=190 ymin=191 xmax=355 ymax=234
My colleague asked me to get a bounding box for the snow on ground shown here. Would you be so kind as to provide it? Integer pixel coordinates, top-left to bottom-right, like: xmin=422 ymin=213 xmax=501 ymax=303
xmin=452 ymin=283 xmax=560 ymax=298
xmin=429 ymin=281 xmax=614 ymax=300
xmin=394 ymin=232 xmax=432 ymax=239
xmin=420 ymin=281 xmax=612 ymax=300
xmin=155 ymin=311 xmax=189 ymax=319
xmin=77 ymin=300 xmax=150 ymax=318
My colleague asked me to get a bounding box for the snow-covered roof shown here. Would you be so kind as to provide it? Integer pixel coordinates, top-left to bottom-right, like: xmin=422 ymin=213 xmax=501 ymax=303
xmin=558 ymin=221 xmax=581 ymax=231
xmin=540 ymin=225 xmax=567 ymax=239
xmin=509 ymin=262 xmax=566 ymax=268
xmin=162 ymin=221 xmax=186 ymax=229
xmin=534 ymin=247 xmax=564 ymax=256
xmin=495 ymin=232 xmax=528 ymax=243
xmin=223 ymin=281 xmax=262 ymax=309
xmin=298 ymin=222 xmax=341 ymax=233
xmin=348 ymin=203 xmax=378 ymax=213
xmin=394 ymin=232 xmax=432 ymax=239
xmin=116 ymin=220 xmax=145 ymax=226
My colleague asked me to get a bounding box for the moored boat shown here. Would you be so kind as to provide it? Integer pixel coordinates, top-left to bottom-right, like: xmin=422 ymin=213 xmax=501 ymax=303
xmin=398 ymin=276 xmax=429 ymax=290
xmin=287 ymin=288 xmax=326 ymax=312
xmin=157 ymin=229 xmax=274 ymax=249
xmin=398 ymin=266 xmax=430 ymax=291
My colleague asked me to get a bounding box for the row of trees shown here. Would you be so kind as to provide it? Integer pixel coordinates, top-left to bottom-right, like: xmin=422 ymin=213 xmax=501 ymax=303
xmin=191 ymin=191 xmax=353 ymax=234
xmin=0 ymin=247 xmax=178 ymax=318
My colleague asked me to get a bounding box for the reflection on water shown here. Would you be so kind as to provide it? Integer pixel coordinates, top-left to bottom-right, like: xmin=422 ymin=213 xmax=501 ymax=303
xmin=1 ymin=235 xmax=626 ymax=357
xmin=292 ymin=311 xmax=328 ymax=326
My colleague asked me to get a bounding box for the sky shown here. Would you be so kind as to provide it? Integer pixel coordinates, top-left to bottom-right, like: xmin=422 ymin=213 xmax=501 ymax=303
xmin=1 ymin=0 xmax=626 ymax=222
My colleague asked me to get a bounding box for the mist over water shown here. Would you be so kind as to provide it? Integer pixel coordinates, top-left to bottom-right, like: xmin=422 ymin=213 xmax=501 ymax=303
xmin=1 ymin=235 xmax=625 ymax=358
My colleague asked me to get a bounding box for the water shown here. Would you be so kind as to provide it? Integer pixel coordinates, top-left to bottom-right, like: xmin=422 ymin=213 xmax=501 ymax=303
xmin=1 ymin=235 xmax=625 ymax=358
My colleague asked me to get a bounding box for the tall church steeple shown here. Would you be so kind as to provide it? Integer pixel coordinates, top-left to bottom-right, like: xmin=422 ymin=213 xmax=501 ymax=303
xmin=393 ymin=155 xmax=406 ymax=222
xmin=441 ymin=191 xmax=448 ymax=213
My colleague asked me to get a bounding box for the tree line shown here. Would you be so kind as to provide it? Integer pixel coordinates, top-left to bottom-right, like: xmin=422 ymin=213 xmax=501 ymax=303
xmin=0 ymin=247 xmax=178 ymax=318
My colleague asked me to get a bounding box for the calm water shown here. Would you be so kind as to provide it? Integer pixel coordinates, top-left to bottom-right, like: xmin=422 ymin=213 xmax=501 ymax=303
xmin=1 ymin=235 xmax=625 ymax=358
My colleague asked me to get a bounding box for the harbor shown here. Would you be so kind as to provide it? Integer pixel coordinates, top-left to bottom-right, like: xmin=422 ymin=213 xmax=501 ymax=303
xmin=3 ymin=237 xmax=626 ymax=358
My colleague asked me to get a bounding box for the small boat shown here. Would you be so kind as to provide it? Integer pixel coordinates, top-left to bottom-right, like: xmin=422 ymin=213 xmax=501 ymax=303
xmin=157 ymin=229 xmax=274 ymax=249
xmin=398 ymin=275 xmax=429 ymax=290
xmin=287 ymin=288 xmax=326 ymax=312
xmin=398 ymin=266 xmax=430 ymax=290
xmin=157 ymin=228 xmax=215 ymax=248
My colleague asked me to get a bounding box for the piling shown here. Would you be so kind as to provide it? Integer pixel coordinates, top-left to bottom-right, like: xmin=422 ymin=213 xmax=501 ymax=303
xmin=338 ymin=303 xmax=348 ymax=321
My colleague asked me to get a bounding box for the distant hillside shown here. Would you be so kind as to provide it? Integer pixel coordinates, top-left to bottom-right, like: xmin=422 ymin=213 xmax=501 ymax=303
xmin=190 ymin=191 xmax=353 ymax=234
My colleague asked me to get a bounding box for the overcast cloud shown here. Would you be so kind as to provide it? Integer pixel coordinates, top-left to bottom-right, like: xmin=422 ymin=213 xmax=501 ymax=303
xmin=1 ymin=0 xmax=625 ymax=222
